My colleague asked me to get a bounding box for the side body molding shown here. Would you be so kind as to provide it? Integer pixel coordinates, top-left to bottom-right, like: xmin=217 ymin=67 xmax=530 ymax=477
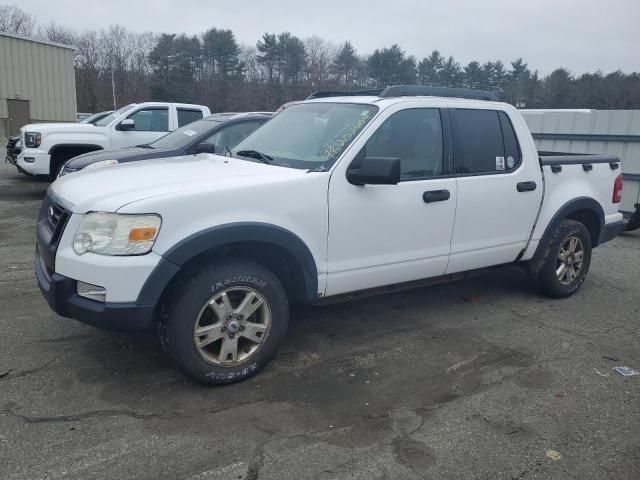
xmin=136 ymin=222 xmax=319 ymax=308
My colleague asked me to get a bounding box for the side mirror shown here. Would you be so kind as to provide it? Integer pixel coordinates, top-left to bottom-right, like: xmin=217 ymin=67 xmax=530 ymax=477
xmin=195 ymin=142 xmax=215 ymax=154
xmin=118 ymin=118 xmax=135 ymax=131
xmin=346 ymin=157 xmax=401 ymax=186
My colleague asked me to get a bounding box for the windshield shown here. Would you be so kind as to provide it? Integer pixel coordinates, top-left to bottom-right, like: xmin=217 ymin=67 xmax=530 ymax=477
xmin=150 ymin=118 xmax=223 ymax=149
xmin=79 ymin=111 xmax=111 ymax=124
xmin=232 ymin=102 xmax=378 ymax=169
xmin=94 ymin=104 xmax=136 ymax=126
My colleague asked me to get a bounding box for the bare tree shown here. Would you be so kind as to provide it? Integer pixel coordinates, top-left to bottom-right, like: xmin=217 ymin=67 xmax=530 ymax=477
xmin=239 ymin=45 xmax=263 ymax=82
xmin=304 ymin=35 xmax=335 ymax=87
xmin=0 ymin=4 xmax=36 ymax=36
xmin=38 ymin=22 xmax=76 ymax=45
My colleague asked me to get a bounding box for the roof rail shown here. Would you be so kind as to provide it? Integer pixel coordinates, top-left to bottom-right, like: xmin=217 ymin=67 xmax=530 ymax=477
xmin=379 ymin=85 xmax=498 ymax=101
xmin=306 ymin=85 xmax=499 ymax=102
xmin=306 ymin=89 xmax=383 ymax=99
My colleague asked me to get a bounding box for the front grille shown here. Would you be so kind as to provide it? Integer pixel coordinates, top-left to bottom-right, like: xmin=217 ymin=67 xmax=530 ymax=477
xmin=37 ymin=192 xmax=71 ymax=273
xmin=47 ymin=202 xmax=64 ymax=230
xmin=5 ymin=136 xmax=20 ymax=162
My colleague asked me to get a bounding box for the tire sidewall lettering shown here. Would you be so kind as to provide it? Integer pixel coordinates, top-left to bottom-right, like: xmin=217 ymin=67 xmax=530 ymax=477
xmin=205 ymin=362 xmax=258 ymax=380
xmin=212 ymin=276 xmax=267 ymax=293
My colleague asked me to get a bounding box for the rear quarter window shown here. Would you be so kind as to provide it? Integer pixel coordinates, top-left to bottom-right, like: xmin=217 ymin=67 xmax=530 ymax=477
xmin=178 ymin=109 xmax=204 ymax=127
xmin=498 ymin=111 xmax=522 ymax=171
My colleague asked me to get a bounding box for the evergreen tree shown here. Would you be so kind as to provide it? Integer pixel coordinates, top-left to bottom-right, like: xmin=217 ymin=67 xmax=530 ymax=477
xmin=418 ymin=50 xmax=444 ymax=85
xmin=332 ymin=41 xmax=359 ymax=87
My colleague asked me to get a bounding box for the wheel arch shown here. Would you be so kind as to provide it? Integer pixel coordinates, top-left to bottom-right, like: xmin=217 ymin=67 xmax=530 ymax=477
xmin=137 ymin=222 xmax=320 ymax=315
xmin=48 ymin=144 xmax=104 ymax=175
xmin=48 ymin=143 xmax=104 ymax=156
xmin=532 ymin=197 xmax=604 ymax=261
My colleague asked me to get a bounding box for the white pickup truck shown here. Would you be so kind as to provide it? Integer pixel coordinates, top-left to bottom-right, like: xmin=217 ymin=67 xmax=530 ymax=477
xmin=35 ymin=86 xmax=624 ymax=385
xmin=16 ymin=102 xmax=210 ymax=178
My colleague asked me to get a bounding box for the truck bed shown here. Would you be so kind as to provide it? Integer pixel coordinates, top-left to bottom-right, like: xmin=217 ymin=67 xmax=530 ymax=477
xmin=539 ymin=151 xmax=620 ymax=168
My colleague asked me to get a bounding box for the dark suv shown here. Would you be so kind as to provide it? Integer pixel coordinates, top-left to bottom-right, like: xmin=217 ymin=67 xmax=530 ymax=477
xmin=58 ymin=112 xmax=272 ymax=177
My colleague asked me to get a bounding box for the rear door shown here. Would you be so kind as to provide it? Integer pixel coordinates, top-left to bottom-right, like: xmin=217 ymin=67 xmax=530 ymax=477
xmin=326 ymin=105 xmax=457 ymax=296
xmin=446 ymin=107 xmax=543 ymax=274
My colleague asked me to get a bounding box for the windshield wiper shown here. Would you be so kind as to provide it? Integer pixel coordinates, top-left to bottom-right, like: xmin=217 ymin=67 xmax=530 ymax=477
xmin=235 ymin=149 xmax=273 ymax=164
xmin=135 ymin=143 xmax=155 ymax=149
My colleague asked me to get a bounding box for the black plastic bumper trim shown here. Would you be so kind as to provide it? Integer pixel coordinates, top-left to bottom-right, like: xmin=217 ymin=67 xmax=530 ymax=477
xmin=599 ymin=221 xmax=624 ymax=245
xmin=36 ymin=253 xmax=155 ymax=332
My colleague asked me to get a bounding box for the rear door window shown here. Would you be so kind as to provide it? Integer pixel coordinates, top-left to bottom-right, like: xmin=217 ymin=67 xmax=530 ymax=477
xmin=178 ymin=109 xmax=204 ymax=127
xmin=452 ymin=109 xmax=505 ymax=175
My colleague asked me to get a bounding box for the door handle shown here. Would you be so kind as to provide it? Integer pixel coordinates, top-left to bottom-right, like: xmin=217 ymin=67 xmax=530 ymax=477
xmin=517 ymin=181 xmax=537 ymax=192
xmin=423 ymin=189 xmax=450 ymax=203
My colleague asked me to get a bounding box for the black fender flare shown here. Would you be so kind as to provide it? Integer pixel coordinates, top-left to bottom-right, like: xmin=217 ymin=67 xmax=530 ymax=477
xmin=532 ymin=197 xmax=604 ymax=261
xmin=136 ymin=222 xmax=319 ymax=308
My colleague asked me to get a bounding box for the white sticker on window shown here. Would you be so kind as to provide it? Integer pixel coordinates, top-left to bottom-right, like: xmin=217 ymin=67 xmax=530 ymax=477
xmin=506 ymin=155 xmax=515 ymax=169
xmin=183 ymin=129 xmax=197 ymax=136
xmin=496 ymin=156 xmax=505 ymax=170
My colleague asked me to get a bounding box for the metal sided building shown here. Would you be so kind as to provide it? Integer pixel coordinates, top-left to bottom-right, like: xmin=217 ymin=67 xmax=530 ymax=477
xmin=0 ymin=32 xmax=77 ymax=143
xmin=521 ymin=109 xmax=640 ymax=223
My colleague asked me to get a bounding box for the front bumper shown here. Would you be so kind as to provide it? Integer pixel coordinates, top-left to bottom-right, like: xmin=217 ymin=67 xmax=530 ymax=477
xmin=17 ymin=150 xmax=50 ymax=175
xmin=35 ymin=249 xmax=155 ymax=332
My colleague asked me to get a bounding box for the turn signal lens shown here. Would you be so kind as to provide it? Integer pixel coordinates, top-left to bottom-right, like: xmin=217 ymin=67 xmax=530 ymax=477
xmin=129 ymin=227 xmax=158 ymax=241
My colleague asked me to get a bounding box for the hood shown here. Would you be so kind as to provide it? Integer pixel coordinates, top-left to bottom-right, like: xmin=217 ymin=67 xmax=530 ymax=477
xmin=64 ymin=147 xmax=174 ymax=169
xmin=50 ymin=153 xmax=306 ymax=213
xmin=21 ymin=123 xmax=102 ymax=134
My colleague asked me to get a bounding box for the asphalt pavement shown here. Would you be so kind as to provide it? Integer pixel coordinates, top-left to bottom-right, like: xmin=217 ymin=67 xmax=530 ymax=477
xmin=1 ymin=162 xmax=639 ymax=480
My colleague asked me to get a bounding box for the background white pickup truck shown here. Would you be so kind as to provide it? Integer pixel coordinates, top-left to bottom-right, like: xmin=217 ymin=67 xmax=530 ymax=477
xmin=16 ymin=102 xmax=210 ymax=178
xmin=36 ymin=86 xmax=624 ymax=385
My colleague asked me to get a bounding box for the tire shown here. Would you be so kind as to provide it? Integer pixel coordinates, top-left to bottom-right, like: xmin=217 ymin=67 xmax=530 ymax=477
xmin=159 ymin=257 xmax=289 ymax=385
xmin=527 ymin=219 xmax=592 ymax=298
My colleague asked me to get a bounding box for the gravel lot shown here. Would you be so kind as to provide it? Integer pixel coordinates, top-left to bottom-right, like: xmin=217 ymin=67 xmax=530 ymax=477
xmin=1 ymin=162 xmax=639 ymax=480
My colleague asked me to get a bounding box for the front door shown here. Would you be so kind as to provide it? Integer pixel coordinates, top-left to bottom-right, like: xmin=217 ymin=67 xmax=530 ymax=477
xmin=111 ymin=106 xmax=170 ymax=150
xmin=326 ymin=106 xmax=457 ymax=296
xmin=7 ymin=99 xmax=30 ymax=136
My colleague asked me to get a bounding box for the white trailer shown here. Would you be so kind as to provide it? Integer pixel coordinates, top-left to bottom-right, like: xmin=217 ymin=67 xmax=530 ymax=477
xmin=522 ymin=109 xmax=640 ymax=230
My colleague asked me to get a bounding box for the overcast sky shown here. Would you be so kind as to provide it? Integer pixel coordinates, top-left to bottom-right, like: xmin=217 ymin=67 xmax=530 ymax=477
xmin=18 ymin=0 xmax=640 ymax=74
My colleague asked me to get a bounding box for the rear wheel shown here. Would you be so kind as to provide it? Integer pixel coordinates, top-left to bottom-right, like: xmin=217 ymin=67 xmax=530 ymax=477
xmin=159 ymin=258 xmax=289 ymax=385
xmin=527 ymin=219 xmax=592 ymax=298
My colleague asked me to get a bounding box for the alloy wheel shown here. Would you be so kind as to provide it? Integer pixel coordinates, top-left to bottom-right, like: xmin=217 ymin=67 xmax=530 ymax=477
xmin=555 ymin=234 xmax=584 ymax=286
xmin=193 ymin=287 xmax=272 ymax=365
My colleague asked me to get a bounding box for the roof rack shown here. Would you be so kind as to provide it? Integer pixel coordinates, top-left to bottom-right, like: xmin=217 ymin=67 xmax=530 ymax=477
xmin=381 ymin=85 xmax=498 ymax=101
xmin=306 ymin=85 xmax=498 ymax=102
xmin=306 ymin=89 xmax=383 ymax=99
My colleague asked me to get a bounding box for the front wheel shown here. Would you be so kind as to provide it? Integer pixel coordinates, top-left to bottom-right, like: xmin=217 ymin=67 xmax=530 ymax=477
xmin=527 ymin=219 xmax=592 ymax=298
xmin=159 ymin=258 xmax=289 ymax=385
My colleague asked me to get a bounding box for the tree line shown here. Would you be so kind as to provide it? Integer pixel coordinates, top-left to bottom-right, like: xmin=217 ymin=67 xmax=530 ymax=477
xmin=2 ymin=4 xmax=640 ymax=113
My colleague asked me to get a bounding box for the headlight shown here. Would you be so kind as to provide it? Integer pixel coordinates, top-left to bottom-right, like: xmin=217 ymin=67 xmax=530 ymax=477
xmin=24 ymin=132 xmax=41 ymax=148
xmin=57 ymin=165 xmax=78 ymax=178
xmin=73 ymin=212 xmax=161 ymax=256
xmin=84 ymin=159 xmax=119 ymax=171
